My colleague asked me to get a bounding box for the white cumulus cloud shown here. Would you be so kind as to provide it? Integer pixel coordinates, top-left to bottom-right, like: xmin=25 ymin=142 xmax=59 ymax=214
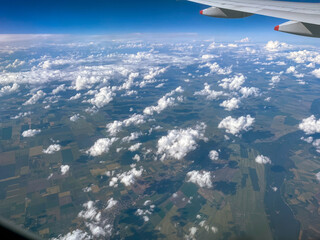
xmin=316 ymin=172 xmax=320 ymax=182
xmin=0 ymin=83 xmax=19 ymax=97
xmin=128 ymin=143 xmax=142 ymax=152
xmin=143 ymin=87 xmax=183 ymax=115
xmin=239 ymin=87 xmax=260 ymax=98
xmin=86 ymin=138 xmax=117 ymax=156
xmin=105 ymin=198 xmax=118 ymax=210
xmin=255 ymin=155 xmax=271 ymax=164
xmin=60 ymin=165 xmax=70 ymax=175
xmin=157 ymin=123 xmax=206 ymax=160
xmin=194 ymin=83 xmax=225 ymax=100
xmin=200 ymin=62 xmax=232 ymax=75
xmin=69 ymin=93 xmax=81 ymax=100
xmin=23 ymin=90 xmax=46 ymax=105
xmin=43 ymin=144 xmax=61 ymax=154
xmin=219 ymin=74 xmax=245 ymax=91
xmin=70 ymin=114 xmax=81 ymax=122
xmin=220 ymin=97 xmax=240 ymax=111
xmin=299 ymin=115 xmax=320 ymax=135
xmin=22 ymin=129 xmax=41 ymax=137
xmin=218 ymin=115 xmax=255 ymax=135
xmin=265 ymin=41 xmax=289 ymax=52
xmin=52 ymin=84 xmax=66 ymax=95
xmin=209 ymin=150 xmax=219 ymax=161
xmin=87 ymin=87 xmax=115 ymax=108
xmin=186 ymin=170 xmax=212 ymax=188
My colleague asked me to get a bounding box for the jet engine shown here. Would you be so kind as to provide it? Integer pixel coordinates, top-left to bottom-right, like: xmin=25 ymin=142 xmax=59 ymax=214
xmin=200 ymin=7 xmax=253 ymax=18
xmin=274 ymin=21 xmax=320 ymax=38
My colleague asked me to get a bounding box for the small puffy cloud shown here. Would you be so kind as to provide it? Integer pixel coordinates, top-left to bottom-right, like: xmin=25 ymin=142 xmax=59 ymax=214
xmin=88 ymin=87 xmax=115 ymax=108
xmin=312 ymin=139 xmax=320 ymax=153
xmin=269 ymin=75 xmax=281 ymax=87
xmin=6 ymin=59 xmax=25 ymax=68
xmin=22 ymin=129 xmax=41 ymax=137
xmin=23 ymin=90 xmax=46 ymax=105
xmin=123 ymin=113 xmax=146 ymax=127
xmin=299 ymin=115 xmax=320 ymax=135
xmin=70 ymin=114 xmax=81 ymax=122
xmin=316 ymin=172 xmax=320 ymax=182
xmin=122 ymin=132 xmax=142 ymax=142
xmin=128 ymin=143 xmax=142 ymax=152
xmin=155 ymin=83 xmax=164 ymax=88
xmin=312 ymin=68 xmax=320 ymax=78
xmin=239 ymin=87 xmax=260 ymax=98
xmin=73 ymin=75 xmax=105 ymax=91
xmin=194 ymin=83 xmax=225 ymax=100
xmin=245 ymin=47 xmax=256 ymax=54
xmin=78 ymin=201 xmax=100 ymax=222
xmin=11 ymin=111 xmax=32 ymax=120
xmin=106 ymin=120 xmax=123 ymax=136
xmin=86 ymin=138 xmax=117 ymax=156
xmin=106 ymin=114 xmax=146 ymax=136
xmin=53 ymin=229 xmax=89 ymax=240
xmin=85 ymin=223 xmax=106 ymax=238
xmin=105 ymin=198 xmax=118 ymax=210
xmin=52 ymin=84 xmax=66 ymax=95
xmin=239 ymin=37 xmax=249 ymax=43
xmin=69 ymin=93 xmax=81 ymax=100
xmin=201 ymin=54 xmax=218 ymax=60
xmin=219 ymin=74 xmax=245 ymax=91
xmin=0 ymin=83 xmax=19 ymax=97
xmin=186 ymin=170 xmax=212 ymax=188
xmin=143 ymin=67 xmax=167 ymax=81
xmin=287 ymin=50 xmax=320 ymax=64
xmin=228 ymin=43 xmax=238 ymax=48
xmin=307 ymin=63 xmax=315 ymax=68
xmin=75 ymin=199 xmax=113 ymax=238
xmin=118 ymin=167 xmax=144 ymax=186
xmin=201 ymin=62 xmax=232 ymax=75
xmin=43 ymin=144 xmax=61 ymax=154
xmin=60 ymin=165 xmax=70 ymax=175
xmin=209 ymin=150 xmax=219 ymax=161
xmin=255 ymin=155 xmax=271 ymax=164
xmin=185 ymin=227 xmax=198 ymax=240
xmin=218 ymin=115 xmax=255 ymax=135
xmin=157 ymin=123 xmax=206 ymax=160
xmin=133 ymin=154 xmax=140 ymax=162
xmin=211 ymin=226 xmax=218 ymax=234
xmin=220 ymin=97 xmax=240 ymax=111
xmin=265 ymin=41 xmax=289 ymax=52
xmin=301 ymin=136 xmax=313 ymax=143
xmin=208 ymin=42 xmax=216 ymax=49
xmin=286 ymin=66 xmax=296 ymax=74
xmin=119 ymin=72 xmax=139 ymax=90
xmin=143 ymin=87 xmax=183 ymax=115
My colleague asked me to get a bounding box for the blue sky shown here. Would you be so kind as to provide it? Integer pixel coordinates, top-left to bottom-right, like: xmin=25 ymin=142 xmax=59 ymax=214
xmin=0 ymin=0 xmax=319 ymax=43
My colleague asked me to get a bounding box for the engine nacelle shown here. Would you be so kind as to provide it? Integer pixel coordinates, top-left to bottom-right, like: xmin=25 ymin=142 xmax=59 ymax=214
xmin=275 ymin=21 xmax=320 ymax=38
xmin=200 ymin=7 xmax=253 ymax=18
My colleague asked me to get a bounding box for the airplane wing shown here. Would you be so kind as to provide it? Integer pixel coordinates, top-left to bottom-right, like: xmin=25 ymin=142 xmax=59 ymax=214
xmin=188 ymin=0 xmax=320 ymax=37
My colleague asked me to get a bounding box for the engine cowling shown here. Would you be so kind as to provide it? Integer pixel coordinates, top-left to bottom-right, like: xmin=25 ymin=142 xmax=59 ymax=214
xmin=274 ymin=21 xmax=320 ymax=38
xmin=200 ymin=7 xmax=253 ymax=19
